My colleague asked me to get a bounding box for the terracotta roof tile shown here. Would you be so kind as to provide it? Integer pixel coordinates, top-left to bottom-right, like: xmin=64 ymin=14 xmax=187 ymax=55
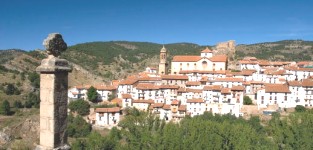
xmin=171 ymin=100 xmax=179 ymax=105
xmin=214 ymin=77 xmax=243 ymax=82
xmin=203 ymin=85 xmax=223 ymax=91
xmin=95 ymin=107 xmax=120 ymax=113
xmin=136 ymin=83 xmax=159 ymax=90
xmin=95 ymin=85 xmax=116 ymax=90
xmin=161 ymin=75 xmax=188 ymax=80
xmin=111 ymin=98 xmax=122 ymax=106
xmin=122 ymin=94 xmax=132 ymax=99
xmin=172 ymin=56 xmax=201 ymax=62
xmin=201 ymin=47 xmax=213 ymax=53
xmin=76 ymin=85 xmax=91 ymax=90
xmin=119 ymin=79 xmax=138 ymax=85
xmin=186 ymin=88 xmax=202 ymax=93
xmin=163 ymin=104 xmax=171 ymax=110
xmin=200 ymin=76 xmax=208 ymax=82
xmin=178 ymin=87 xmax=186 ymax=92
xmin=209 ymin=55 xmax=228 ymax=62
xmin=302 ymin=79 xmax=313 ymax=87
xmin=138 ymin=77 xmax=161 ymax=81
xmin=187 ymin=98 xmax=204 ymax=103
xmin=132 ymin=100 xmax=154 ymax=104
xmin=152 ymin=103 xmax=164 ymax=108
xmin=186 ymin=81 xmax=201 ymax=86
xmin=159 ymin=85 xmax=180 ymax=89
xmin=265 ymin=84 xmax=290 ymax=93
xmin=231 ymin=86 xmax=245 ymax=91
xmin=178 ymin=105 xmax=186 ymax=111
xmin=288 ymin=81 xmax=302 ymax=86
xmin=221 ymin=88 xmax=231 ymax=94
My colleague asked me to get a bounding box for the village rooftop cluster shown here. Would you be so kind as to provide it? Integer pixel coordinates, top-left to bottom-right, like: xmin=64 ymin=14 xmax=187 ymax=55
xmin=68 ymin=43 xmax=313 ymax=127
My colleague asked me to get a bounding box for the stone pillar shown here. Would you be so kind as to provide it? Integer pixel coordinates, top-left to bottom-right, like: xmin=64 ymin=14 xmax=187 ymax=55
xmin=36 ymin=33 xmax=72 ymax=150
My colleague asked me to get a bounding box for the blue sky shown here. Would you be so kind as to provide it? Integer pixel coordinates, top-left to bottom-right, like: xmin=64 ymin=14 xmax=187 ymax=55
xmin=0 ymin=0 xmax=312 ymax=50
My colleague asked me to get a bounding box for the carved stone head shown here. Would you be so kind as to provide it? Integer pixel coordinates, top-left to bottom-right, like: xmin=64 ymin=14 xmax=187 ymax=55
xmin=43 ymin=33 xmax=67 ymax=57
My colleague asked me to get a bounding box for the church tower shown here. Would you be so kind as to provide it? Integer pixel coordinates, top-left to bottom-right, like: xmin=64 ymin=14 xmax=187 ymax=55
xmin=158 ymin=45 xmax=167 ymax=75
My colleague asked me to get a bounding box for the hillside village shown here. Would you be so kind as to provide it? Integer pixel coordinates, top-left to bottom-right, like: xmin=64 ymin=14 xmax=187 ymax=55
xmin=68 ymin=42 xmax=313 ymax=127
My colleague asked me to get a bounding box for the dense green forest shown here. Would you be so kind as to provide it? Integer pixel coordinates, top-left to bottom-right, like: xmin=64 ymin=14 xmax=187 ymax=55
xmin=70 ymin=108 xmax=313 ymax=150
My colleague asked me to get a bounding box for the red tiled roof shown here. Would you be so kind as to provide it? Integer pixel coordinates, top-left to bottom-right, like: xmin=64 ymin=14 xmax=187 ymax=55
xmin=265 ymin=84 xmax=290 ymax=93
xmin=186 ymin=88 xmax=202 ymax=93
xmin=250 ymin=81 xmax=264 ymax=84
xmin=187 ymin=98 xmax=204 ymax=103
xmin=178 ymin=87 xmax=186 ymax=92
xmin=203 ymin=85 xmax=223 ymax=91
xmin=95 ymin=107 xmax=120 ymax=113
xmin=111 ymin=98 xmax=122 ymax=106
xmin=221 ymin=88 xmax=231 ymax=94
xmin=136 ymin=83 xmax=159 ymax=90
xmin=152 ymin=103 xmax=164 ymax=108
xmin=119 ymin=79 xmax=138 ymax=85
xmin=201 ymin=47 xmax=213 ymax=53
xmin=214 ymin=77 xmax=243 ymax=82
xmin=209 ymin=55 xmax=227 ymax=62
xmin=122 ymin=94 xmax=132 ymax=99
xmin=159 ymin=85 xmax=180 ymax=89
xmin=171 ymin=100 xmax=179 ymax=105
xmin=163 ymin=104 xmax=171 ymax=110
xmin=178 ymin=105 xmax=186 ymax=111
xmin=95 ymin=85 xmax=116 ymax=90
xmin=186 ymin=81 xmax=201 ymax=86
xmin=161 ymin=75 xmax=189 ymax=80
xmin=200 ymin=76 xmax=208 ymax=82
xmin=138 ymin=77 xmax=161 ymax=81
xmin=172 ymin=56 xmax=201 ymax=62
xmin=231 ymin=86 xmax=245 ymax=91
xmin=132 ymin=100 xmax=154 ymax=104
xmin=76 ymin=85 xmax=91 ymax=90
xmin=241 ymin=69 xmax=257 ymax=76
xmin=288 ymin=81 xmax=302 ymax=87
xmin=302 ymin=79 xmax=313 ymax=87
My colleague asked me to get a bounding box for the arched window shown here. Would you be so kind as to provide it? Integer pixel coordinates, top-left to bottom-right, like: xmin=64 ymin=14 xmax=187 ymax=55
xmin=202 ymin=61 xmax=208 ymax=69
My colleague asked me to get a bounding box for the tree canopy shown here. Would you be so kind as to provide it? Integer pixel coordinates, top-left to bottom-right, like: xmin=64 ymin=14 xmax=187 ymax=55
xmin=68 ymin=99 xmax=90 ymax=116
xmin=87 ymin=86 xmax=98 ymax=103
xmin=0 ymin=100 xmax=11 ymax=115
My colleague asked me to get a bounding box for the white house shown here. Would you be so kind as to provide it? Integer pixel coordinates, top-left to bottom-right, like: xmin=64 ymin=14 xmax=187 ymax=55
xmin=95 ymin=107 xmax=121 ymax=126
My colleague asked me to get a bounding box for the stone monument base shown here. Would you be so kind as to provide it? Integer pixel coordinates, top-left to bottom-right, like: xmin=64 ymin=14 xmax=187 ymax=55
xmin=35 ymin=144 xmax=71 ymax=150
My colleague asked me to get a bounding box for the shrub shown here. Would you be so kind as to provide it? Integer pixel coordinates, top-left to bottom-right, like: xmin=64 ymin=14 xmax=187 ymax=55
xmin=295 ymin=105 xmax=306 ymax=112
xmin=243 ymin=96 xmax=253 ymax=105
xmin=68 ymin=99 xmax=90 ymax=116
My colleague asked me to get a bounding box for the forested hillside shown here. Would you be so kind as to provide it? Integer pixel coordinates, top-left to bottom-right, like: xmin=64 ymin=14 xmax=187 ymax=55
xmin=62 ymin=42 xmax=206 ymax=80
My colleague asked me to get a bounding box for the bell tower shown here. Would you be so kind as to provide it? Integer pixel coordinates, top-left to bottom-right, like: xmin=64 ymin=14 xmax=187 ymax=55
xmin=158 ymin=45 xmax=167 ymax=75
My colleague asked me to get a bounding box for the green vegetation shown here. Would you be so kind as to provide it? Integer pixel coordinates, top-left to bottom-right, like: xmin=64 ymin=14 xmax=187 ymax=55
xmin=13 ymin=100 xmax=23 ymax=108
xmin=295 ymin=105 xmax=306 ymax=112
xmin=24 ymin=92 xmax=40 ymax=108
xmin=0 ymin=100 xmax=11 ymax=115
xmin=28 ymin=72 xmax=40 ymax=89
xmin=68 ymin=99 xmax=90 ymax=116
xmin=67 ymin=114 xmax=92 ymax=138
xmin=69 ymin=108 xmax=313 ymax=150
xmin=3 ymin=83 xmax=21 ymax=95
xmin=87 ymin=86 xmax=98 ymax=103
xmin=243 ymin=96 xmax=253 ymax=105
